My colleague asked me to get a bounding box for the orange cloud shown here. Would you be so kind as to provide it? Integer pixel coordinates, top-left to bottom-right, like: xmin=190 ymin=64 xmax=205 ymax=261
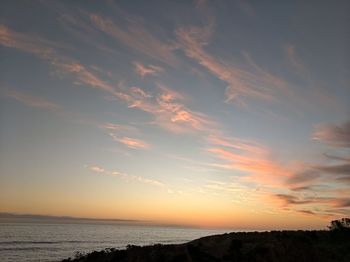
xmin=4 ymin=89 xmax=59 ymax=110
xmin=134 ymin=62 xmax=164 ymax=77
xmin=207 ymin=147 xmax=291 ymax=186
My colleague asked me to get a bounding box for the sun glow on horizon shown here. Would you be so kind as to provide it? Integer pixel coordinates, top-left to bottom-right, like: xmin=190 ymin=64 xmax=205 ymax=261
xmin=0 ymin=0 xmax=349 ymax=229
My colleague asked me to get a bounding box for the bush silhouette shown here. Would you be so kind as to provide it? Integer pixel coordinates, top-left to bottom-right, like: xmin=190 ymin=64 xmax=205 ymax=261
xmin=328 ymin=218 xmax=350 ymax=231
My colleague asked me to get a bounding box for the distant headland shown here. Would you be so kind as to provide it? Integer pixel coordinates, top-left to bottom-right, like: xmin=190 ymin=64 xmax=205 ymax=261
xmin=0 ymin=212 xmax=194 ymax=228
xmin=0 ymin=212 xmax=143 ymax=225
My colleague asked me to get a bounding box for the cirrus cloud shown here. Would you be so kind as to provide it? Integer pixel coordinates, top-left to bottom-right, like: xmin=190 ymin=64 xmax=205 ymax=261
xmin=134 ymin=62 xmax=164 ymax=77
xmin=89 ymin=165 xmax=164 ymax=187
xmin=313 ymin=121 xmax=350 ymax=148
xmin=4 ymin=89 xmax=59 ymax=110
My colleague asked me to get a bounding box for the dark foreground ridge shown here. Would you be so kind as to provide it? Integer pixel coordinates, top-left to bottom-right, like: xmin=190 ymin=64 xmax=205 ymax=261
xmin=62 ymin=229 xmax=350 ymax=262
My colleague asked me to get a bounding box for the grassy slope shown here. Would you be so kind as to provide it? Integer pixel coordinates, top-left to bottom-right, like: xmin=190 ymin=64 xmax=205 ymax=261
xmin=62 ymin=230 xmax=350 ymax=262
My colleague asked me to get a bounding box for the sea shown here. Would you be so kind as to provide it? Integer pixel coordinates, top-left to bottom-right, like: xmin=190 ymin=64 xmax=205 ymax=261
xmin=0 ymin=223 xmax=230 ymax=262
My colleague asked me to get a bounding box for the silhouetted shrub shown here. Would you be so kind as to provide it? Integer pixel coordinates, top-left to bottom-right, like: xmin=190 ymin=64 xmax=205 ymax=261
xmin=329 ymin=218 xmax=350 ymax=231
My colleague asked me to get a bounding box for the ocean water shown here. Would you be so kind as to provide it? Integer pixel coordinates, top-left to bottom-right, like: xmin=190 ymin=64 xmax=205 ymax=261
xmin=0 ymin=223 xmax=229 ymax=262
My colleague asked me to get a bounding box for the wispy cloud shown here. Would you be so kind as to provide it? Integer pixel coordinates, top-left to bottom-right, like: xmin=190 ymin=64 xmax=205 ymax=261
xmin=201 ymin=119 xmax=350 ymax=217
xmin=286 ymin=168 xmax=320 ymax=187
xmin=176 ymin=21 xmax=291 ymax=105
xmin=134 ymin=62 xmax=164 ymax=77
xmin=59 ymin=63 xmax=115 ymax=92
xmin=203 ymin=179 xmax=263 ymax=201
xmin=0 ymin=24 xmax=118 ymax=95
xmin=100 ymin=123 xmax=138 ymax=133
xmin=154 ymin=87 xmax=214 ymax=133
xmin=89 ymin=14 xmax=179 ymax=67
xmin=99 ymin=123 xmax=150 ymax=150
xmin=273 ymin=194 xmax=314 ymax=206
xmin=206 ymin=135 xmax=268 ymax=155
xmin=274 ymin=120 xmax=350 ymax=217
xmin=4 ymin=89 xmax=59 ymax=109
xmin=272 ymin=193 xmax=350 ymax=211
xmin=0 ymin=24 xmax=217 ymax=137
xmin=90 ymin=166 xmax=105 ymax=173
xmin=286 ymin=159 xmax=350 ymax=190
xmin=207 ymin=147 xmax=291 ymax=186
xmin=0 ymin=24 xmax=58 ymax=59
xmin=332 ymin=199 xmax=350 ymax=208
xmin=203 ymin=133 xmax=291 ymax=187
xmin=113 ymin=83 xmax=214 ymax=134
xmin=313 ymin=121 xmax=350 ymax=148
xmin=285 ymin=44 xmax=307 ymax=75
xmin=112 ymin=135 xmax=150 ymax=150
xmin=89 ymin=165 xmax=164 ymax=187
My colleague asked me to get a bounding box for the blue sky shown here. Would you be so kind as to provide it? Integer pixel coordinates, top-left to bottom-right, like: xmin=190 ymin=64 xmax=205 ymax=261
xmin=0 ymin=0 xmax=349 ymax=229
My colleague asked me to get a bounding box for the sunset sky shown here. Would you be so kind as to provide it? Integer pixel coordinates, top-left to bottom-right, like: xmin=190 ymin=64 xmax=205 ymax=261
xmin=0 ymin=0 xmax=349 ymax=229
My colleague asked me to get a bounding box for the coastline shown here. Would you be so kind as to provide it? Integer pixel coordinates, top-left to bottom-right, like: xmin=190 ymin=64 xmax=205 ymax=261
xmin=62 ymin=230 xmax=350 ymax=262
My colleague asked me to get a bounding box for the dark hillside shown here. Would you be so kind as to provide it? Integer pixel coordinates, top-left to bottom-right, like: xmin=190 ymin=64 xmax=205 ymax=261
xmin=62 ymin=230 xmax=350 ymax=262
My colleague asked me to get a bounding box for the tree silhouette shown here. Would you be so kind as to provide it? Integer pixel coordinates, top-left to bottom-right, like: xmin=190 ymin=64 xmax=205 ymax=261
xmin=328 ymin=218 xmax=350 ymax=231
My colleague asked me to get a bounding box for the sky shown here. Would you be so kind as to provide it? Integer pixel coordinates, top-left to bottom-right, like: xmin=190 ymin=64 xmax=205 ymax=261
xmin=0 ymin=0 xmax=349 ymax=230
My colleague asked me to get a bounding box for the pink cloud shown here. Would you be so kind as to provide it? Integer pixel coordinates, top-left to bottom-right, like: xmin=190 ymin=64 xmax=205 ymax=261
xmin=176 ymin=22 xmax=292 ymax=105
xmin=107 ymin=132 xmax=150 ymax=150
xmin=100 ymin=123 xmax=138 ymax=133
xmin=313 ymin=121 xmax=350 ymax=148
xmin=157 ymin=84 xmax=184 ymax=102
xmin=0 ymin=24 xmax=57 ymax=59
xmin=111 ymin=83 xmax=214 ymax=134
xmin=206 ymin=135 xmax=268 ymax=155
xmin=89 ymin=14 xmax=179 ymax=67
xmin=1 ymin=24 xmax=283 ymax=140
xmin=285 ymin=44 xmax=307 ymax=75
xmin=117 ymin=136 xmax=150 ymax=149
xmin=134 ymin=62 xmax=164 ymax=77
xmin=152 ymin=85 xmax=215 ymax=133
xmin=207 ymin=146 xmax=291 ymax=186
xmin=90 ymin=166 xmax=105 ymax=173
xmin=0 ymin=24 xmax=117 ymax=95
xmin=208 ymin=147 xmax=287 ymax=175
xmin=269 ymin=193 xmax=350 ymax=216
xmin=58 ymin=62 xmax=115 ymax=92
xmin=5 ymin=89 xmax=59 ymax=110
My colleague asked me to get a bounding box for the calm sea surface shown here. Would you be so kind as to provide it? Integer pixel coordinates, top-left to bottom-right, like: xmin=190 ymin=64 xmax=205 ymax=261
xmin=0 ymin=223 xmax=230 ymax=262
